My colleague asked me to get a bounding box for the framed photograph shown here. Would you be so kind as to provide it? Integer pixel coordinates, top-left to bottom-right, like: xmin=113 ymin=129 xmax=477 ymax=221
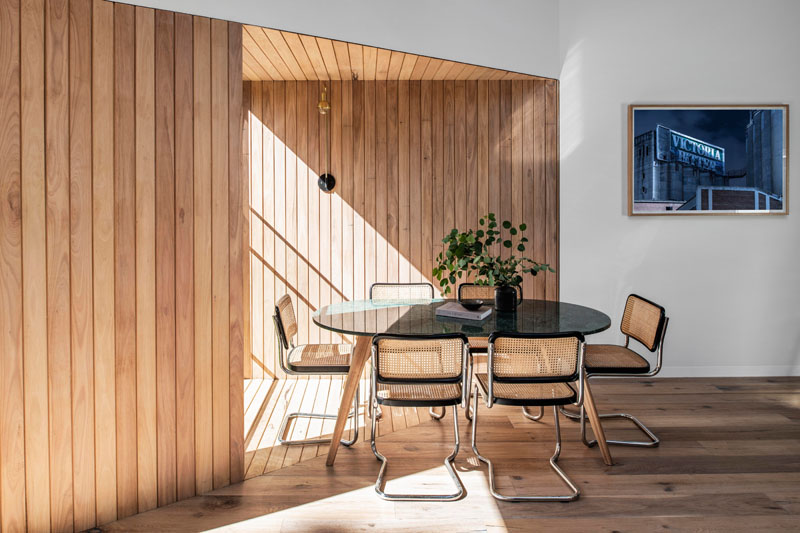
xmin=628 ymin=105 xmax=789 ymax=215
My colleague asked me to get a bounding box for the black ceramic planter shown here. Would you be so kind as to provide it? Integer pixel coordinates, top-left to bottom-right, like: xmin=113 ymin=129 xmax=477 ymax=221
xmin=494 ymin=285 xmax=518 ymax=313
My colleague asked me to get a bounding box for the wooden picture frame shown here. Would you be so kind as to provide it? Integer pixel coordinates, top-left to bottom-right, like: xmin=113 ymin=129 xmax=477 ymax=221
xmin=628 ymin=104 xmax=789 ymax=216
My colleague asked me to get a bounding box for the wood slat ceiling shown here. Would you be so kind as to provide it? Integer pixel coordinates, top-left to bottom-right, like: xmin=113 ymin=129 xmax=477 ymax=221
xmin=242 ymin=25 xmax=547 ymax=81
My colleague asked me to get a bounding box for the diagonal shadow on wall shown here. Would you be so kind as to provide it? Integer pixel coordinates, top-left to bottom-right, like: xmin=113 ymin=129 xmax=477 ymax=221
xmin=245 ymin=79 xmax=560 ymax=382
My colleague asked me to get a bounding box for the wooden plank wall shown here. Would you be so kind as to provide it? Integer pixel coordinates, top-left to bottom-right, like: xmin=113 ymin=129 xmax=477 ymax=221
xmin=0 ymin=1 xmax=245 ymax=531
xmin=245 ymin=79 xmax=559 ymax=378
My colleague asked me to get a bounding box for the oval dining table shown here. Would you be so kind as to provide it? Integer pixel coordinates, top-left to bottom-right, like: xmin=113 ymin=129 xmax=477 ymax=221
xmin=313 ymin=298 xmax=615 ymax=467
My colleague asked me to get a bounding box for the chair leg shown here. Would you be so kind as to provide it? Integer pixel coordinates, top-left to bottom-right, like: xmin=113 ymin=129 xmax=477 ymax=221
xmin=464 ymin=364 xmax=474 ymax=421
xmin=429 ymin=406 xmax=445 ymax=420
xmin=471 ymin=386 xmax=579 ymax=502
xmin=367 ymin=369 xmax=382 ymax=421
xmin=371 ymin=404 xmax=465 ymax=501
xmin=579 ymin=404 xmax=659 ymax=448
xmin=279 ymin=383 xmax=360 ymax=447
xmin=559 ymin=406 xmax=581 ymax=420
xmin=562 ymin=378 xmax=659 ymax=447
xmin=522 ymin=406 xmax=544 ymax=421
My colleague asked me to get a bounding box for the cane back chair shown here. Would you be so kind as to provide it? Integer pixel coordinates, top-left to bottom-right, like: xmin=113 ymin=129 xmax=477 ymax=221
xmin=457 ymin=283 xmax=523 ymax=339
xmin=370 ymin=282 xmax=435 ymax=301
xmin=565 ymin=294 xmax=669 ymax=448
xmin=273 ymin=294 xmax=359 ymax=447
xmin=457 ymin=283 xmax=539 ymax=421
xmin=457 ymin=283 xmax=523 ymax=355
xmin=472 ymin=332 xmax=585 ymax=502
xmin=370 ymin=333 xmax=469 ymax=501
xmin=369 ymin=282 xmax=442 ymax=421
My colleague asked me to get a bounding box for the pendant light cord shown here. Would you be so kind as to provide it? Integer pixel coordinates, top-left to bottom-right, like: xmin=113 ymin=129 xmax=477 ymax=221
xmin=325 ymin=109 xmax=330 ymax=176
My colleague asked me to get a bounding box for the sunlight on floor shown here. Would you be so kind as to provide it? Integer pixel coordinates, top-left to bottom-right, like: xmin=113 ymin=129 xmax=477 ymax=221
xmin=203 ymin=467 xmax=503 ymax=533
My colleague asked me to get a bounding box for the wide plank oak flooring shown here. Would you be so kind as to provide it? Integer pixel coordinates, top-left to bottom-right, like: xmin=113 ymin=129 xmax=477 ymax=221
xmin=100 ymin=377 xmax=800 ymax=532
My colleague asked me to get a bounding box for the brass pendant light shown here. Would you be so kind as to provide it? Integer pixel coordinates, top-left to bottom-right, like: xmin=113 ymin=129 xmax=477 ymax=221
xmin=317 ymin=85 xmax=335 ymax=193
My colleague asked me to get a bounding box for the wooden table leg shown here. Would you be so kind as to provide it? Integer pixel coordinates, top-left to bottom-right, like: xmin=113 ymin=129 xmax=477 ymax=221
xmin=326 ymin=335 xmax=372 ymax=466
xmin=583 ymin=381 xmax=614 ymax=466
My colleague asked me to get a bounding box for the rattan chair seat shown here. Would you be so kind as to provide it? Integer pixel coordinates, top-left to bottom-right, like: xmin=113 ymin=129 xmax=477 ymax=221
xmin=468 ymin=337 xmax=488 ymax=351
xmin=584 ymin=344 xmax=650 ymax=374
xmin=475 ymin=373 xmax=577 ymax=406
xmin=375 ymin=382 xmax=462 ymax=407
xmin=286 ymin=343 xmax=352 ymax=373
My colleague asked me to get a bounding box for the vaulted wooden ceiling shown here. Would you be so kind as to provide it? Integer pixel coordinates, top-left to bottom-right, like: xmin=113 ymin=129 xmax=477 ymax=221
xmin=242 ymin=25 xmax=546 ymax=82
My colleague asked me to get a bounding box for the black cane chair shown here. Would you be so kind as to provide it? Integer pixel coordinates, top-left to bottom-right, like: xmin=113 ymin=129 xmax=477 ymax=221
xmin=273 ymin=294 xmax=359 ymax=446
xmin=370 ymin=333 xmax=469 ymax=501
xmin=370 ymin=282 xmax=435 ymax=301
xmin=564 ymin=294 xmax=669 ymax=448
xmin=369 ymin=282 xmax=443 ymax=421
xmin=457 ymin=283 xmax=537 ymax=421
xmin=471 ymin=332 xmax=585 ymax=501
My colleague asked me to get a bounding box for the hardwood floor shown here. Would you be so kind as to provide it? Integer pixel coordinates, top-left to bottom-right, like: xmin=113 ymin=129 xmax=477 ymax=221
xmin=241 ymin=376 xmax=434 ymax=478
xmin=101 ymin=377 xmax=800 ymax=532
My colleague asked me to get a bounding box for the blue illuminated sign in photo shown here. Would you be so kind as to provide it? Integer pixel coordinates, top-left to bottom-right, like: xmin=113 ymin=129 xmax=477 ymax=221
xmin=655 ymin=124 xmax=725 ymax=174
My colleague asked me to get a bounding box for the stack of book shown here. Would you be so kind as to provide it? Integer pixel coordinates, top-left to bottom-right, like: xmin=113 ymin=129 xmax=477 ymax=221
xmin=435 ymin=302 xmax=492 ymax=321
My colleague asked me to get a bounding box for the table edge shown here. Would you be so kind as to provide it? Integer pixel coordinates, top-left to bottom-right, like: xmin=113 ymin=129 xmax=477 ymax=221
xmin=311 ymin=299 xmax=613 ymax=337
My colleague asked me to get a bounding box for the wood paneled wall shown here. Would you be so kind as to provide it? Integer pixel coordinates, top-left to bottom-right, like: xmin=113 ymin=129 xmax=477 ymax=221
xmin=245 ymin=79 xmax=559 ymax=378
xmin=0 ymin=1 xmax=245 ymax=531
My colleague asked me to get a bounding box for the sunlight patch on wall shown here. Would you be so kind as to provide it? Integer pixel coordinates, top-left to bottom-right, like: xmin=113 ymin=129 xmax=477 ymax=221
xmin=559 ymin=40 xmax=585 ymax=160
xmin=246 ymin=110 xmax=427 ymax=378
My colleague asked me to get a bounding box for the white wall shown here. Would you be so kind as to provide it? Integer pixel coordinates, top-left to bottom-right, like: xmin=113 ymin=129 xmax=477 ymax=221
xmin=121 ymin=0 xmax=561 ymax=79
xmin=558 ymin=0 xmax=800 ymax=376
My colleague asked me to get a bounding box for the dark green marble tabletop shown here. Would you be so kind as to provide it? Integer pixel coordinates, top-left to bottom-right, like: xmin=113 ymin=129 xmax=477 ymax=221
xmin=313 ymin=299 xmax=611 ymax=337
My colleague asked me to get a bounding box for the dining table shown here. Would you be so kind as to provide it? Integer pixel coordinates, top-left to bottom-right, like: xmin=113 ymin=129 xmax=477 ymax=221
xmin=313 ymin=298 xmax=615 ymax=467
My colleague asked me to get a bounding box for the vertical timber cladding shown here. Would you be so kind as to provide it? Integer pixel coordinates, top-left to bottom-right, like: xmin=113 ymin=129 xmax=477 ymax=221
xmin=0 ymin=1 xmax=245 ymax=531
xmin=245 ymin=79 xmax=560 ymax=379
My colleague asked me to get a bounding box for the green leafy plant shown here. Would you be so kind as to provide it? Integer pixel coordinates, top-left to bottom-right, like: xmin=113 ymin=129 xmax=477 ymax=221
xmin=432 ymin=213 xmax=554 ymax=295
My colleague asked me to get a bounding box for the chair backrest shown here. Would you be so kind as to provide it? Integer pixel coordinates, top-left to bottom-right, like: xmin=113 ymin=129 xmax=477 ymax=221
xmin=458 ymin=283 xmax=522 ymax=303
xmin=370 ymin=282 xmax=435 ymax=301
xmin=274 ymin=294 xmax=298 ymax=349
xmin=621 ymin=294 xmax=666 ymax=352
xmin=488 ymin=332 xmax=584 ymax=384
xmin=372 ymin=333 xmax=467 ymax=384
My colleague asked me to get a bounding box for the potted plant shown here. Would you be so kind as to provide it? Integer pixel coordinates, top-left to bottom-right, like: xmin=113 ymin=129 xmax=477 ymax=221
xmin=431 ymin=213 xmax=554 ymax=312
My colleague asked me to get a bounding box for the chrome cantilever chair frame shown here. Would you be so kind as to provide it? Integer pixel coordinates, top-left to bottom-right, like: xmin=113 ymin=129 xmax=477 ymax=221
xmin=370 ymin=333 xmax=469 ymax=501
xmin=471 ymin=332 xmax=585 ymax=502
xmin=273 ymin=312 xmax=359 ymax=447
xmin=561 ymin=297 xmax=669 ymax=448
xmin=464 ymin=364 xmax=544 ymax=423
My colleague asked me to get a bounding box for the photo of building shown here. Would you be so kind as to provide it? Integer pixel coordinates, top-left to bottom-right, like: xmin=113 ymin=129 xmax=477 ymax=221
xmin=631 ymin=107 xmax=787 ymax=213
xmin=746 ymin=109 xmax=785 ymax=199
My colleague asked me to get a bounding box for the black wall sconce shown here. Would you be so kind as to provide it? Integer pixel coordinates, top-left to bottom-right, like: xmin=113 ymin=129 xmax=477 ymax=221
xmin=317 ymin=85 xmax=335 ymax=193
